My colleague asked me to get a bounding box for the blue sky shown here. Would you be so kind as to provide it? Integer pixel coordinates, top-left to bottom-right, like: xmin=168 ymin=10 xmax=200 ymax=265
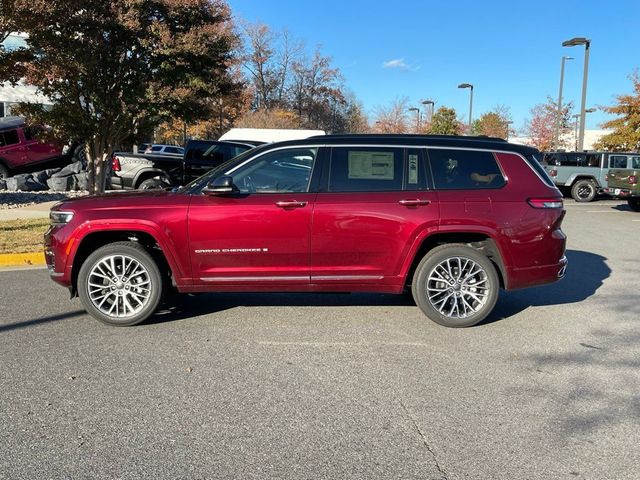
xmin=229 ymin=0 xmax=640 ymax=132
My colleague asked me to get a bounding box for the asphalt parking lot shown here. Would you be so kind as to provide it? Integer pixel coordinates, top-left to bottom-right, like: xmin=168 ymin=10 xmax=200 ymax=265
xmin=1 ymin=199 xmax=639 ymax=480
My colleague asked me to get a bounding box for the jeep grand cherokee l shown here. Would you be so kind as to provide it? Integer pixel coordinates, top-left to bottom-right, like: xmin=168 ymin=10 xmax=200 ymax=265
xmin=45 ymin=135 xmax=567 ymax=328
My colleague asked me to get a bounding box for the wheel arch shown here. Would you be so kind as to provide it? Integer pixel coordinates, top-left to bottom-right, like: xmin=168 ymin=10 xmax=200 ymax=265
xmin=133 ymin=168 xmax=173 ymax=189
xmin=69 ymin=227 xmax=181 ymax=296
xmin=566 ymin=174 xmax=600 ymax=188
xmin=403 ymin=231 xmax=507 ymax=289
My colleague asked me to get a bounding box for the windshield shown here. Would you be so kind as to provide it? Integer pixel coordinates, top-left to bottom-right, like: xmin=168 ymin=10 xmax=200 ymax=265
xmin=180 ymin=144 xmax=270 ymax=193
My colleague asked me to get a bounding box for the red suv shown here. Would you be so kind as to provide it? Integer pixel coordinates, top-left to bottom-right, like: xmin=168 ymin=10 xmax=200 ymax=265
xmin=0 ymin=116 xmax=63 ymax=178
xmin=45 ymin=135 xmax=567 ymax=327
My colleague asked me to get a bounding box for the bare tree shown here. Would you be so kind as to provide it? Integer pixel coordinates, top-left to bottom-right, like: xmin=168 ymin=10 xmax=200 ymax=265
xmin=373 ymin=97 xmax=410 ymax=133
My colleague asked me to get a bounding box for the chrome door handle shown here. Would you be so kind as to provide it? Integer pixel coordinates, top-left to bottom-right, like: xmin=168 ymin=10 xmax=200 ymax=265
xmin=399 ymin=199 xmax=431 ymax=207
xmin=275 ymin=200 xmax=307 ymax=209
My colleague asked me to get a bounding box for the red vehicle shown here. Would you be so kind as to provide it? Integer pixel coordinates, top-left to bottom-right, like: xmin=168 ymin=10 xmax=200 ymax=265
xmin=0 ymin=116 xmax=63 ymax=178
xmin=45 ymin=135 xmax=567 ymax=327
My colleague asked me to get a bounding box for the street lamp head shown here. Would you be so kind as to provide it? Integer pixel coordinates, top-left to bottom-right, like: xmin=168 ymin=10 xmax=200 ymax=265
xmin=421 ymin=100 xmax=434 ymax=106
xmin=563 ymin=56 xmax=574 ymax=61
xmin=458 ymin=83 xmax=473 ymax=89
xmin=585 ymin=108 xmax=596 ymax=113
xmin=408 ymin=107 xmax=419 ymax=112
xmin=562 ymin=37 xmax=590 ymax=47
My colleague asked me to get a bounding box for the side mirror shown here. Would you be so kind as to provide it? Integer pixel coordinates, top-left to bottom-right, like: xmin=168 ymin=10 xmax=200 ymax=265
xmin=203 ymin=175 xmax=239 ymax=195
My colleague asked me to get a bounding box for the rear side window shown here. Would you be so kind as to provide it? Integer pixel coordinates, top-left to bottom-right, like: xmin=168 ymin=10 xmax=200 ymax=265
xmin=632 ymin=156 xmax=640 ymax=169
xmin=329 ymin=147 xmax=403 ymax=192
xmin=610 ymin=155 xmax=628 ymax=169
xmin=428 ymin=149 xmax=505 ymax=190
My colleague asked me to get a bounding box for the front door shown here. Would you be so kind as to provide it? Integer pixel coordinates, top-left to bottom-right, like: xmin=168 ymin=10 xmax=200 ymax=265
xmin=188 ymin=147 xmax=319 ymax=287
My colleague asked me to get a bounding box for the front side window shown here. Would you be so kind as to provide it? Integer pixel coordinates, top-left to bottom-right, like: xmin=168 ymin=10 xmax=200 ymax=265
xmin=0 ymin=129 xmax=19 ymax=147
xmin=328 ymin=147 xmax=403 ymax=192
xmin=228 ymin=148 xmax=317 ymax=193
xmin=428 ymin=149 xmax=506 ymax=190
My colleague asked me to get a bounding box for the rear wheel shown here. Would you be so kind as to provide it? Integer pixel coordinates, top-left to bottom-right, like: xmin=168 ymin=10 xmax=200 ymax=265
xmin=628 ymin=198 xmax=640 ymax=212
xmin=411 ymin=244 xmax=499 ymax=327
xmin=571 ymin=179 xmax=596 ymax=202
xmin=78 ymin=241 xmax=163 ymax=326
xmin=138 ymin=177 xmax=170 ymax=190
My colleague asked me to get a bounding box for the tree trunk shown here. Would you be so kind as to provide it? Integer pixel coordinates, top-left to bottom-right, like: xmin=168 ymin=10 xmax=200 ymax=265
xmin=86 ymin=137 xmax=111 ymax=194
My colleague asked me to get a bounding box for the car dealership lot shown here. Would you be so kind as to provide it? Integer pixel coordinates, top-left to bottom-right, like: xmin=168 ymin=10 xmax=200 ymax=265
xmin=1 ymin=199 xmax=638 ymax=479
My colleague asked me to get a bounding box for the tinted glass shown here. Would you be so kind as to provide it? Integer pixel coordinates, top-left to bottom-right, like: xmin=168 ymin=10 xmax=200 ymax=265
xmin=558 ymin=153 xmax=587 ymax=167
xmin=151 ymin=145 xmax=162 ymax=152
xmin=632 ymin=157 xmax=640 ymax=169
xmin=187 ymin=141 xmax=251 ymax=165
xmin=428 ymin=149 xmax=505 ymax=190
xmin=610 ymin=155 xmax=628 ymax=169
xmin=525 ymin=154 xmax=555 ymax=187
xmin=1 ymin=129 xmax=19 ymax=146
xmin=23 ymin=127 xmax=33 ymax=141
xmin=586 ymin=154 xmax=601 ymax=167
xmin=229 ymin=148 xmax=316 ymax=193
xmin=329 ymin=147 xmax=403 ymax=192
xmin=165 ymin=146 xmax=182 ymax=154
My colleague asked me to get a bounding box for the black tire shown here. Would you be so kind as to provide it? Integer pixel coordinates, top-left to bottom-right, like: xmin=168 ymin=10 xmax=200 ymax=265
xmin=571 ymin=179 xmax=596 ymax=202
xmin=628 ymin=198 xmax=640 ymax=212
xmin=138 ymin=178 xmax=169 ymax=190
xmin=77 ymin=241 xmax=163 ymax=326
xmin=0 ymin=162 xmax=9 ymax=179
xmin=411 ymin=244 xmax=499 ymax=328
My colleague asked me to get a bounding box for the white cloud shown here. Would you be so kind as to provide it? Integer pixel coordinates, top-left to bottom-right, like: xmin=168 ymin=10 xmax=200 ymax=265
xmin=382 ymin=58 xmax=419 ymax=71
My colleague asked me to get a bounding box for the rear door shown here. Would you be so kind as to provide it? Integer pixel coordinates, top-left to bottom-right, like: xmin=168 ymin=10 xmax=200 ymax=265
xmin=24 ymin=127 xmax=60 ymax=165
xmin=310 ymin=145 xmax=439 ymax=289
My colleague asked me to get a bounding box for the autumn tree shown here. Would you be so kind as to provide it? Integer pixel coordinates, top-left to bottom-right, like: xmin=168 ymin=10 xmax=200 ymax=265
xmin=472 ymin=106 xmax=512 ymax=139
xmin=525 ymin=96 xmax=573 ymax=151
xmin=372 ymin=97 xmax=410 ymax=133
xmin=594 ymin=72 xmax=640 ymax=151
xmin=0 ymin=0 xmax=17 ymax=44
xmin=426 ymin=107 xmax=462 ymax=135
xmin=0 ymin=0 xmax=241 ymax=193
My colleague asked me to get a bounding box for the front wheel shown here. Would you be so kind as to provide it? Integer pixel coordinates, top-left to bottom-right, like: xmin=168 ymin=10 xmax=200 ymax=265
xmin=411 ymin=244 xmax=499 ymax=327
xmin=77 ymin=241 xmax=163 ymax=326
xmin=628 ymin=198 xmax=640 ymax=212
xmin=571 ymin=179 xmax=596 ymax=202
xmin=138 ymin=178 xmax=170 ymax=190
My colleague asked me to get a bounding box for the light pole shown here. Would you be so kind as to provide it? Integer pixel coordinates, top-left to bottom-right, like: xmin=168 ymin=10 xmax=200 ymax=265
xmin=421 ymin=100 xmax=435 ymax=121
xmin=458 ymin=83 xmax=474 ymax=133
xmin=572 ymin=108 xmax=595 ymax=150
xmin=562 ymin=37 xmax=590 ymax=151
xmin=505 ymin=120 xmax=514 ymax=141
xmin=555 ymin=55 xmax=573 ymax=148
xmin=408 ymin=107 xmax=421 ymax=132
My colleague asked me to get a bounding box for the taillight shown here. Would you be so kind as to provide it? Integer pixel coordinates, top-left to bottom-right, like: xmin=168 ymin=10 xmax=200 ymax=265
xmin=629 ymin=175 xmax=638 ymax=185
xmin=528 ymin=197 xmax=564 ymax=209
xmin=111 ymin=154 xmax=121 ymax=172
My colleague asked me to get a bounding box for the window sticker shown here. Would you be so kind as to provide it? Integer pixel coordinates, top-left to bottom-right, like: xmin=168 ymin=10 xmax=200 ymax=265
xmin=348 ymin=151 xmax=394 ymax=180
xmin=408 ymin=154 xmax=418 ymax=184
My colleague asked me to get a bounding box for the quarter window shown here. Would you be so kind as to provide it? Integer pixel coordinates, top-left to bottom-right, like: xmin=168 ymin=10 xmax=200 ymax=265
xmin=329 ymin=147 xmax=403 ymax=192
xmin=610 ymin=155 xmax=628 ymax=169
xmin=428 ymin=149 xmax=505 ymax=190
xmin=632 ymin=156 xmax=640 ymax=169
xmin=229 ymin=148 xmax=316 ymax=193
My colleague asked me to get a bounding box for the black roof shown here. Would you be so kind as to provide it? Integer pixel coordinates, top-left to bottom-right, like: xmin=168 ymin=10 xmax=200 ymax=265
xmin=0 ymin=116 xmax=25 ymax=131
xmin=266 ymin=134 xmax=539 ymax=156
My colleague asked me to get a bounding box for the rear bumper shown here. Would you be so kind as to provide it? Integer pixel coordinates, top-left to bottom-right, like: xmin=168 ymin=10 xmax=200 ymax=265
xmin=507 ymin=255 xmax=567 ymax=290
xmin=603 ymin=187 xmax=636 ymax=198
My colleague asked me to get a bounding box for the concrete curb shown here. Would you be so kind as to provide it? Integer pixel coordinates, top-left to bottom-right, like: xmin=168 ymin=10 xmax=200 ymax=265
xmin=0 ymin=252 xmax=46 ymax=267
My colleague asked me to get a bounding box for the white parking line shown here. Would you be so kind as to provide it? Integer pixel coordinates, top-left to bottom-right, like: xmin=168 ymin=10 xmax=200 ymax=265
xmin=586 ymin=210 xmax=621 ymax=213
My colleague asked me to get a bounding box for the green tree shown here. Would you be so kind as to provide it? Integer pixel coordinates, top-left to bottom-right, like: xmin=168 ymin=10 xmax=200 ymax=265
xmin=0 ymin=0 xmax=241 ymax=193
xmin=426 ymin=107 xmax=462 ymax=135
xmin=472 ymin=106 xmax=512 ymax=139
xmin=594 ymin=72 xmax=640 ymax=151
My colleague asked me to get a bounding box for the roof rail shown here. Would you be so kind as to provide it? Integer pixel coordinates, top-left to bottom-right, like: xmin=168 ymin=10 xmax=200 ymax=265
xmin=308 ymin=133 xmax=507 ymax=142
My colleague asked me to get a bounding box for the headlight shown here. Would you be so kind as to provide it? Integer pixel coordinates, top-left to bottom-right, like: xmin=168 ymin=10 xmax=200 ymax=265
xmin=50 ymin=211 xmax=74 ymax=225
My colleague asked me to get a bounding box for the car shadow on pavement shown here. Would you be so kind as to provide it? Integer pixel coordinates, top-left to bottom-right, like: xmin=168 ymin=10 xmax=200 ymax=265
xmin=486 ymin=249 xmax=610 ymax=324
xmin=0 ymin=310 xmax=86 ymax=333
xmin=148 ymin=291 xmax=417 ymax=325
